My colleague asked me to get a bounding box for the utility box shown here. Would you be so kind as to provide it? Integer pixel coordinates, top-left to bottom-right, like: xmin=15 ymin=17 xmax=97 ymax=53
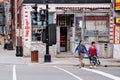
xmin=31 ymin=50 xmax=39 ymax=62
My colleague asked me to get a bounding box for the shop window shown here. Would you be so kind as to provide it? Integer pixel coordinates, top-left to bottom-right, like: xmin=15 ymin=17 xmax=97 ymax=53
xmin=31 ymin=13 xmax=53 ymax=41
xmin=84 ymin=20 xmax=109 ymax=43
xmin=75 ymin=17 xmax=82 ymax=42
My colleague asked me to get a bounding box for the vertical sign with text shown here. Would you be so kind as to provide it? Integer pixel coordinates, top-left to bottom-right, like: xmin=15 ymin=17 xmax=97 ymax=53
xmin=23 ymin=6 xmax=31 ymax=49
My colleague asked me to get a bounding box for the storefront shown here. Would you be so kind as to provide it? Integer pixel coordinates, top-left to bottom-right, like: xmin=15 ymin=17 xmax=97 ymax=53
xmin=113 ymin=0 xmax=120 ymax=60
xmin=113 ymin=18 xmax=120 ymax=59
xmin=22 ymin=2 xmax=113 ymax=58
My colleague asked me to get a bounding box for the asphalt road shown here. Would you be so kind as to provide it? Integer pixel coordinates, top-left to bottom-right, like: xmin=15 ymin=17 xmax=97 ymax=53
xmin=0 ymin=64 xmax=120 ymax=80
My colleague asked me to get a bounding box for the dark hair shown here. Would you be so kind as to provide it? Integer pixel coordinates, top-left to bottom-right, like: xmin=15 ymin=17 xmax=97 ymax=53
xmin=91 ymin=41 xmax=95 ymax=45
xmin=79 ymin=40 xmax=83 ymax=44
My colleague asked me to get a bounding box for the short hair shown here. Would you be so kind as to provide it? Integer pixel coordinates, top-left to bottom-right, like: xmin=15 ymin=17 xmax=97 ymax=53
xmin=79 ymin=40 xmax=83 ymax=44
xmin=91 ymin=41 xmax=95 ymax=45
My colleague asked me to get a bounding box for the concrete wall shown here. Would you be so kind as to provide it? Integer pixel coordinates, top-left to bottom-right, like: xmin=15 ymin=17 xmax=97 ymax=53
xmin=113 ymin=44 xmax=120 ymax=60
xmin=98 ymin=43 xmax=113 ymax=58
xmin=74 ymin=42 xmax=113 ymax=58
xmin=23 ymin=42 xmax=57 ymax=57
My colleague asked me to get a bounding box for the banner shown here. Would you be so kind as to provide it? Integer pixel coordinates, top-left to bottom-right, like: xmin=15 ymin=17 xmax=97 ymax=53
xmin=115 ymin=0 xmax=120 ymax=11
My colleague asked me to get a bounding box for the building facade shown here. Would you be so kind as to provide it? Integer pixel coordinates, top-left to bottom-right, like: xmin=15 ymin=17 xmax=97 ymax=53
xmin=0 ymin=0 xmax=11 ymax=44
xmin=113 ymin=0 xmax=120 ymax=59
xmin=19 ymin=0 xmax=113 ymax=58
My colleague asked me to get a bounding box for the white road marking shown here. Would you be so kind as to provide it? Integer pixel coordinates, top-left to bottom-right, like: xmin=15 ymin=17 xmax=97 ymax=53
xmin=13 ymin=65 xmax=17 ymax=80
xmin=54 ymin=66 xmax=83 ymax=80
xmin=82 ymin=68 xmax=120 ymax=80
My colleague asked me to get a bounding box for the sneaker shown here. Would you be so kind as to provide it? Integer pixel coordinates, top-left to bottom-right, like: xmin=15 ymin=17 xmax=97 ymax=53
xmin=90 ymin=66 xmax=93 ymax=69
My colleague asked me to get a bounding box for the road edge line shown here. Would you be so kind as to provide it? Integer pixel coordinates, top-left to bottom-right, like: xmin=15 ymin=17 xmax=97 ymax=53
xmin=54 ymin=66 xmax=83 ymax=80
xmin=82 ymin=68 xmax=120 ymax=80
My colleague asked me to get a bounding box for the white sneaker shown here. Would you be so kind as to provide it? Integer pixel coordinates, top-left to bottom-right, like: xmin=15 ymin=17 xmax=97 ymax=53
xmin=90 ymin=66 xmax=93 ymax=69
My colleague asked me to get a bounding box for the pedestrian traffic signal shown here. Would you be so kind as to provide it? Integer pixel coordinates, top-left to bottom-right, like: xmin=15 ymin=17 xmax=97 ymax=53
xmin=40 ymin=10 xmax=46 ymax=21
xmin=32 ymin=12 xmax=37 ymax=21
xmin=32 ymin=4 xmax=38 ymax=21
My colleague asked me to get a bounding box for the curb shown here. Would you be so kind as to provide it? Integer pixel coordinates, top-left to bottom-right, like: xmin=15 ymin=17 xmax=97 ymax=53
xmin=0 ymin=62 xmax=120 ymax=67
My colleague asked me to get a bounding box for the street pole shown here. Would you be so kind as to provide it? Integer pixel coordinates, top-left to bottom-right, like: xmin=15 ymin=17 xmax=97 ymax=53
xmin=44 ymin=0 xmax=51 ymax=62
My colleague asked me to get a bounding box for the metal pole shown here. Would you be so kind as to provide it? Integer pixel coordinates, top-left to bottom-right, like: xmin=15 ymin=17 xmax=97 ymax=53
xmin=44 ymin=0 xmax=51 ymax=62
xmin=46 ymin=1 xmax=49 ymax=54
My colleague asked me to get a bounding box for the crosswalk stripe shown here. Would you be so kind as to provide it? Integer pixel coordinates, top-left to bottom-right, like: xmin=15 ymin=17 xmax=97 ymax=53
xmin=13 ymin=65 xmax=17 ymax=80
xmin=54 ymin=66 xmax=83 ymax=80
xmin=82 ymin=68 xmax=120 ymax=80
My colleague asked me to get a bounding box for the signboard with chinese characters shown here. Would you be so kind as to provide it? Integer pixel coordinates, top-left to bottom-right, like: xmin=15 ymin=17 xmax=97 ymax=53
xmin=115 ymin=0 xmax=120 ymax=11
xmin=115 ymin=18 xmax=120 ymax=24
xmin=84 ymin=16 xmax=109 ymax=20
xmin=114 ymin=25 xmax=120 ymax=44
xmin=23 ymin=6 xmax=31 ymax=49
xmin=23 ymin=0 xmax=111 ymax=4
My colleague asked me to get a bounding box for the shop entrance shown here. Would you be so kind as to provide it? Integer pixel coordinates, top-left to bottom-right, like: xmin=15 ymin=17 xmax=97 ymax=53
xmin=60 ymin=27 xmax=67 ymax=52
xmin=57 ymin=14 xmax=74 ymax=52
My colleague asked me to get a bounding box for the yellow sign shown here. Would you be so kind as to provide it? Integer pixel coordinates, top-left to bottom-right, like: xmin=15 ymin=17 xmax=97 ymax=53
xmin=115 ymin=0 xmax=120 ymax=11
xmin=116 ymin=18 xmax=120 ymax=24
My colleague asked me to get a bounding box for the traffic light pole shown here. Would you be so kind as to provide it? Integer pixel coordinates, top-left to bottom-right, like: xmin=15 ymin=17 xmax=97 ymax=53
xmin=44 ymin=0 xmax=51 ymax=62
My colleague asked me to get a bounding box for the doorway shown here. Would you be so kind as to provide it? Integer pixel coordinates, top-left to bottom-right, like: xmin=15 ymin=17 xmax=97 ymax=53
xmin=60 ymin=27 xmax=67 ymax=52
xmin=57 ymin=14 xmax=74 ymax=52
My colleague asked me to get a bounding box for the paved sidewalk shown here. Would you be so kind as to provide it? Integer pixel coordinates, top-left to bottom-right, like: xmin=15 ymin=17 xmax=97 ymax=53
xmin=0 ymin=45 xmax=27 ymax=65
xmin=0 ymin=45 xmax=120 ymax=67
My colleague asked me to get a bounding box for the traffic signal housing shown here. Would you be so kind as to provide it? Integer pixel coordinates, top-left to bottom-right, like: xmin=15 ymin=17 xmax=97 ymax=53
xmin=42 ymin=24 xmax=56 ymax=46
xmin=49 ymin=24 xmax=56 ymax=46
xmin=40 ymin=10 xmax=46 ymax=21
xmin=32 ymin=4 xmax=38 ymax=21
